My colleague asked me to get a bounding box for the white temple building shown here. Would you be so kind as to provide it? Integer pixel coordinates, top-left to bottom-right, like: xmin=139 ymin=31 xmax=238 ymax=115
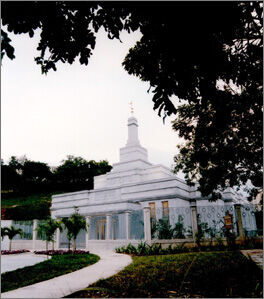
xmin=51 ymin=114 xmax=258 ymax=250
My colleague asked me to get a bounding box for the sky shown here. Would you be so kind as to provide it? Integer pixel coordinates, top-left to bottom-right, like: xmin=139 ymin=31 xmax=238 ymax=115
xmin=1 ymin=27 xmax=184 ymax=175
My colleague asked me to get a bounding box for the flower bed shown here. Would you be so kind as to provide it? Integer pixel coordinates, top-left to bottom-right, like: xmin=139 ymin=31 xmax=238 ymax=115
xmin=34 ymin=249 xmax=90 ymax=256
xmin=1 ymin=250 xmax=30 ymax=255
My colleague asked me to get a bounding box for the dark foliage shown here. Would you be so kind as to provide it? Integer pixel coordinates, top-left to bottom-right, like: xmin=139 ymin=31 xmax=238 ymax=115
xmin=1 ymin=2 xmax=263 ymax=199
xmin=54 ymin=155 xmax=112 ymax=192
xmin=1 ymin=155 xmax=112 ymax=197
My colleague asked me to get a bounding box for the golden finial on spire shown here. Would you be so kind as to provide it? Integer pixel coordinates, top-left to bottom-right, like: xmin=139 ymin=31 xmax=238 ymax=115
xmin=129 ymin=101 xmax=134 ymax=115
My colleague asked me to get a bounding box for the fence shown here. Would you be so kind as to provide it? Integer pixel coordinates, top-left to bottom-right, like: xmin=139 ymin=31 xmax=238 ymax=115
xmin=2 ymin=203 xmax=262 ymax=251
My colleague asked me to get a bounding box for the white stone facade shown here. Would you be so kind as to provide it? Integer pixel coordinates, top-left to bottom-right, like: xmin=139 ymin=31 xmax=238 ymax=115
xmin=50 ymin=115 xmax=258 ymax=249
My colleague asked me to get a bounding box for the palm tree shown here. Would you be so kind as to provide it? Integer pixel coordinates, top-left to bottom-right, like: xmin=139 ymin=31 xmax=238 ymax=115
xmin=36 ymin=217 xmax=62 ymax=251
xmin=3 ymin=226 xmax=23 ymax=251
xmin=1 ymin=227 xmax=8 ymax=241
xmin=61 ymin=207 xmax=87 ymax=252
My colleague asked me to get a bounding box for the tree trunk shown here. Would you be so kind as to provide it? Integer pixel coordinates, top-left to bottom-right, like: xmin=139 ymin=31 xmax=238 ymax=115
xmin=73 ymin=238 xmax=76 ymax=253
xmin=46 ymin=241 xmax=48 ymax=260
xmin=68 ymin=239 xmax=71 ymax=251
xmin=9 ymin=239 xmax=12 ymax=251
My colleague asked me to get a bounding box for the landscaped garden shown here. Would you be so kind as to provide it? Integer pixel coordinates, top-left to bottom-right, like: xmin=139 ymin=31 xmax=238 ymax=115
xmin=67 ymin=251 xmax=263 ymax=298
xmin=1 ymin=252 xmax=99 ymax=293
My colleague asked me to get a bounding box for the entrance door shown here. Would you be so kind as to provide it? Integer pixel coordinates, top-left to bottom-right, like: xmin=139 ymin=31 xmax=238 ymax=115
xmin=97 ymin=219 xmax=106 ymax=240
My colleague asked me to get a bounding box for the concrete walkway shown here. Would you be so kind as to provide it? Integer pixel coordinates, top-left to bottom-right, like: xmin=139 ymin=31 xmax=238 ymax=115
xmin=241 ymin=249 xmax=263 ymax=269
xmin=2 ymin=250 xmax=132 ymax=298
xmin=1 ymin=252 xmax=50 ymax=273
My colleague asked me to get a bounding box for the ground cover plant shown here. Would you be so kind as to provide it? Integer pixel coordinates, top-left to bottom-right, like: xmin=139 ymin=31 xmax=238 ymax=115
xmin=115 ymin=237 xmax=263 ymax=256
xmin=67 ymin=251 xmax=263 ymax=298
xmin=1 ymin=253 xmax=99 ymax=293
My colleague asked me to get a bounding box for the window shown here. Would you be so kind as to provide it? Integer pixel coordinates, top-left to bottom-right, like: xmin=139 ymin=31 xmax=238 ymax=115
xmin=97 ymin=219 xmax=106 ymax=240
xmin=162 ymin=201 xmax=169 ymax=219
xmin=149 ymin=202 xmax=156 ymax=220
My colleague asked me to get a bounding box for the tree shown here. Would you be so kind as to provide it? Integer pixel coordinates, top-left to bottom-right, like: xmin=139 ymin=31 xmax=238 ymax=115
xmin=54 ymin=155 xmax=112 ymax=191
xmin=61 ymin=207 xmax=87 ymax=252
xmin=36 ymin=217 xmax=62 ymax=251
xmin=122 ymin=1 xmax=263 ymax=200
xmin=2 ymin=2 xmax=262 ymax=199
xmin=1 ymin=227 xmax=8 ymax=241
xmin=22 ymin=160 xmax=53 ymax=194
xmin=2 ymin=226 xmax=23 ymax=251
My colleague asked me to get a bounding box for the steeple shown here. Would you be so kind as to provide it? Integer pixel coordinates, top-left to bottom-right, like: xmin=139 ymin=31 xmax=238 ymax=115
xmin=126 ymin=116 xmax=140 ymax=146
xmin=119 ymin=114 xmax=149 ymax=164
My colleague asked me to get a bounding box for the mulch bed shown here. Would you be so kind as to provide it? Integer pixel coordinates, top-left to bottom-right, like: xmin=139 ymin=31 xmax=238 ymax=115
xmin=1 ymin=250 xmax=30 ymax=255
xmin=34 ymin=249 xmax=90 ymax=256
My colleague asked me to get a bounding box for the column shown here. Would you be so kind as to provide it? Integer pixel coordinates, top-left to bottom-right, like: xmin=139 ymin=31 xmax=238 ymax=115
xmin=143 ymin=207 xmax=151 ymax=244
xmin=55 ymin=227 xmax=60 ymax=250
xmin=235 ymin=204 xmax=245 ymax=239
xmin=85 ymin=216 xmax=90 ymax=250
xmin=106 ymin=214 xmax=111 ymax=240
xmin=125 ymin=211 xmax=131 ymax=240
xmin=32 ymin=219 xmax=38 ymax=251
xmin=190 ymin=201 xmax=198 ymax=239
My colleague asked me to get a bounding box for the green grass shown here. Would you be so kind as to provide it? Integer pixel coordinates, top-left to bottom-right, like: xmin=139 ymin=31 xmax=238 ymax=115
xmin=1 ymin=193 xmax=55 ymax=208
xmin=67 ymin=251 xmax=263 ymax=298
xmin=1 ymin=192 xmax=66 ymax=220
xmin=1 ymin=253 xmax=100 ymax=293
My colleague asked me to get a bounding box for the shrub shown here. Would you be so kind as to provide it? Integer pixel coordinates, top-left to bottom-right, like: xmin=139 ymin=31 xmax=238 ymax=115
xmin=173 ymin=215 xmax=186 ymax=238
xmin=156 ymin=218 xmax=174 ymax=239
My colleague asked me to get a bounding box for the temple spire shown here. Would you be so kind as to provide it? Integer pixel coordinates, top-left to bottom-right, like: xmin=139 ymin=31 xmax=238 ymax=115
xmin=129 ymin=101 xmax=134 ymax=115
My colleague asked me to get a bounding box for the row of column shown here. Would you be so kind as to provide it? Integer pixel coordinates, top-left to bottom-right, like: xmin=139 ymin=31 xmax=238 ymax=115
xmin=143 ymin=202 xmax=245 ymax=243
xmin=55 ymin=211 xmax=132 ymax=249
xmin=54 ymin=203 xmax=245 ymax=249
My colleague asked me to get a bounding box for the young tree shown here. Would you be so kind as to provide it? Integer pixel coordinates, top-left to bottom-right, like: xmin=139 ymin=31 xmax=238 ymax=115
xmin=36 ymin=217 xmax=62 ymax=251
xmin=61 ymin=207 xmax=88 ymax=252
xmin=2 ymin=226 xmax=23 ymax=251
xmin=1 ymin=227 xmax=8 ymax=240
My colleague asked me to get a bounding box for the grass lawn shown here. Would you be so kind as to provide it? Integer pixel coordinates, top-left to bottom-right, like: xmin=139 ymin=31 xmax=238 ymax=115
xmin=1 ymin=253 xmax=99 ymax=293
xmin=1 ymin=192 xmax=64 ymax=219
xmin=67 ymin=251 xmax=263 ymax=298
xmin=1 ymin=193 xmax=56 ymax=208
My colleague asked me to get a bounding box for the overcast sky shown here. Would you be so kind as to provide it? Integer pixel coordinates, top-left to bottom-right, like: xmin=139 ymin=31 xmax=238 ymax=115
xmin=2 ymin=27 xmax=184 ymax=175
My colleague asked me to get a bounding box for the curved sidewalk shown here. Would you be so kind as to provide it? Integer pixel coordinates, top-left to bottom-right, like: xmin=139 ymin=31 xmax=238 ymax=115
xmin=2 ymin=250 xmax=132 ymax=298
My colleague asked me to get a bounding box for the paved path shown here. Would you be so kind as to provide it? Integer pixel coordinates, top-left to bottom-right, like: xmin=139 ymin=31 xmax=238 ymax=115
xmin=2 ymin=250 xmax=132 ymax=298
xmin=241 ymin=249 xmax=263 ymax=269
xmin=1 ymin=252 xmax=50 ymax=273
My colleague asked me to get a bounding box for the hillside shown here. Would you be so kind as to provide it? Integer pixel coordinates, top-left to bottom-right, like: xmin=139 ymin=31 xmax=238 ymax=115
xmin=1 ymin=193 xmax=55 ymax=220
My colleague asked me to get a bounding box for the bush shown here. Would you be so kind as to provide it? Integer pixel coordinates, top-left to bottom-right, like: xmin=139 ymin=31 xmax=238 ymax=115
xmin=115 ymin=242 xmax=189 ymax=256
